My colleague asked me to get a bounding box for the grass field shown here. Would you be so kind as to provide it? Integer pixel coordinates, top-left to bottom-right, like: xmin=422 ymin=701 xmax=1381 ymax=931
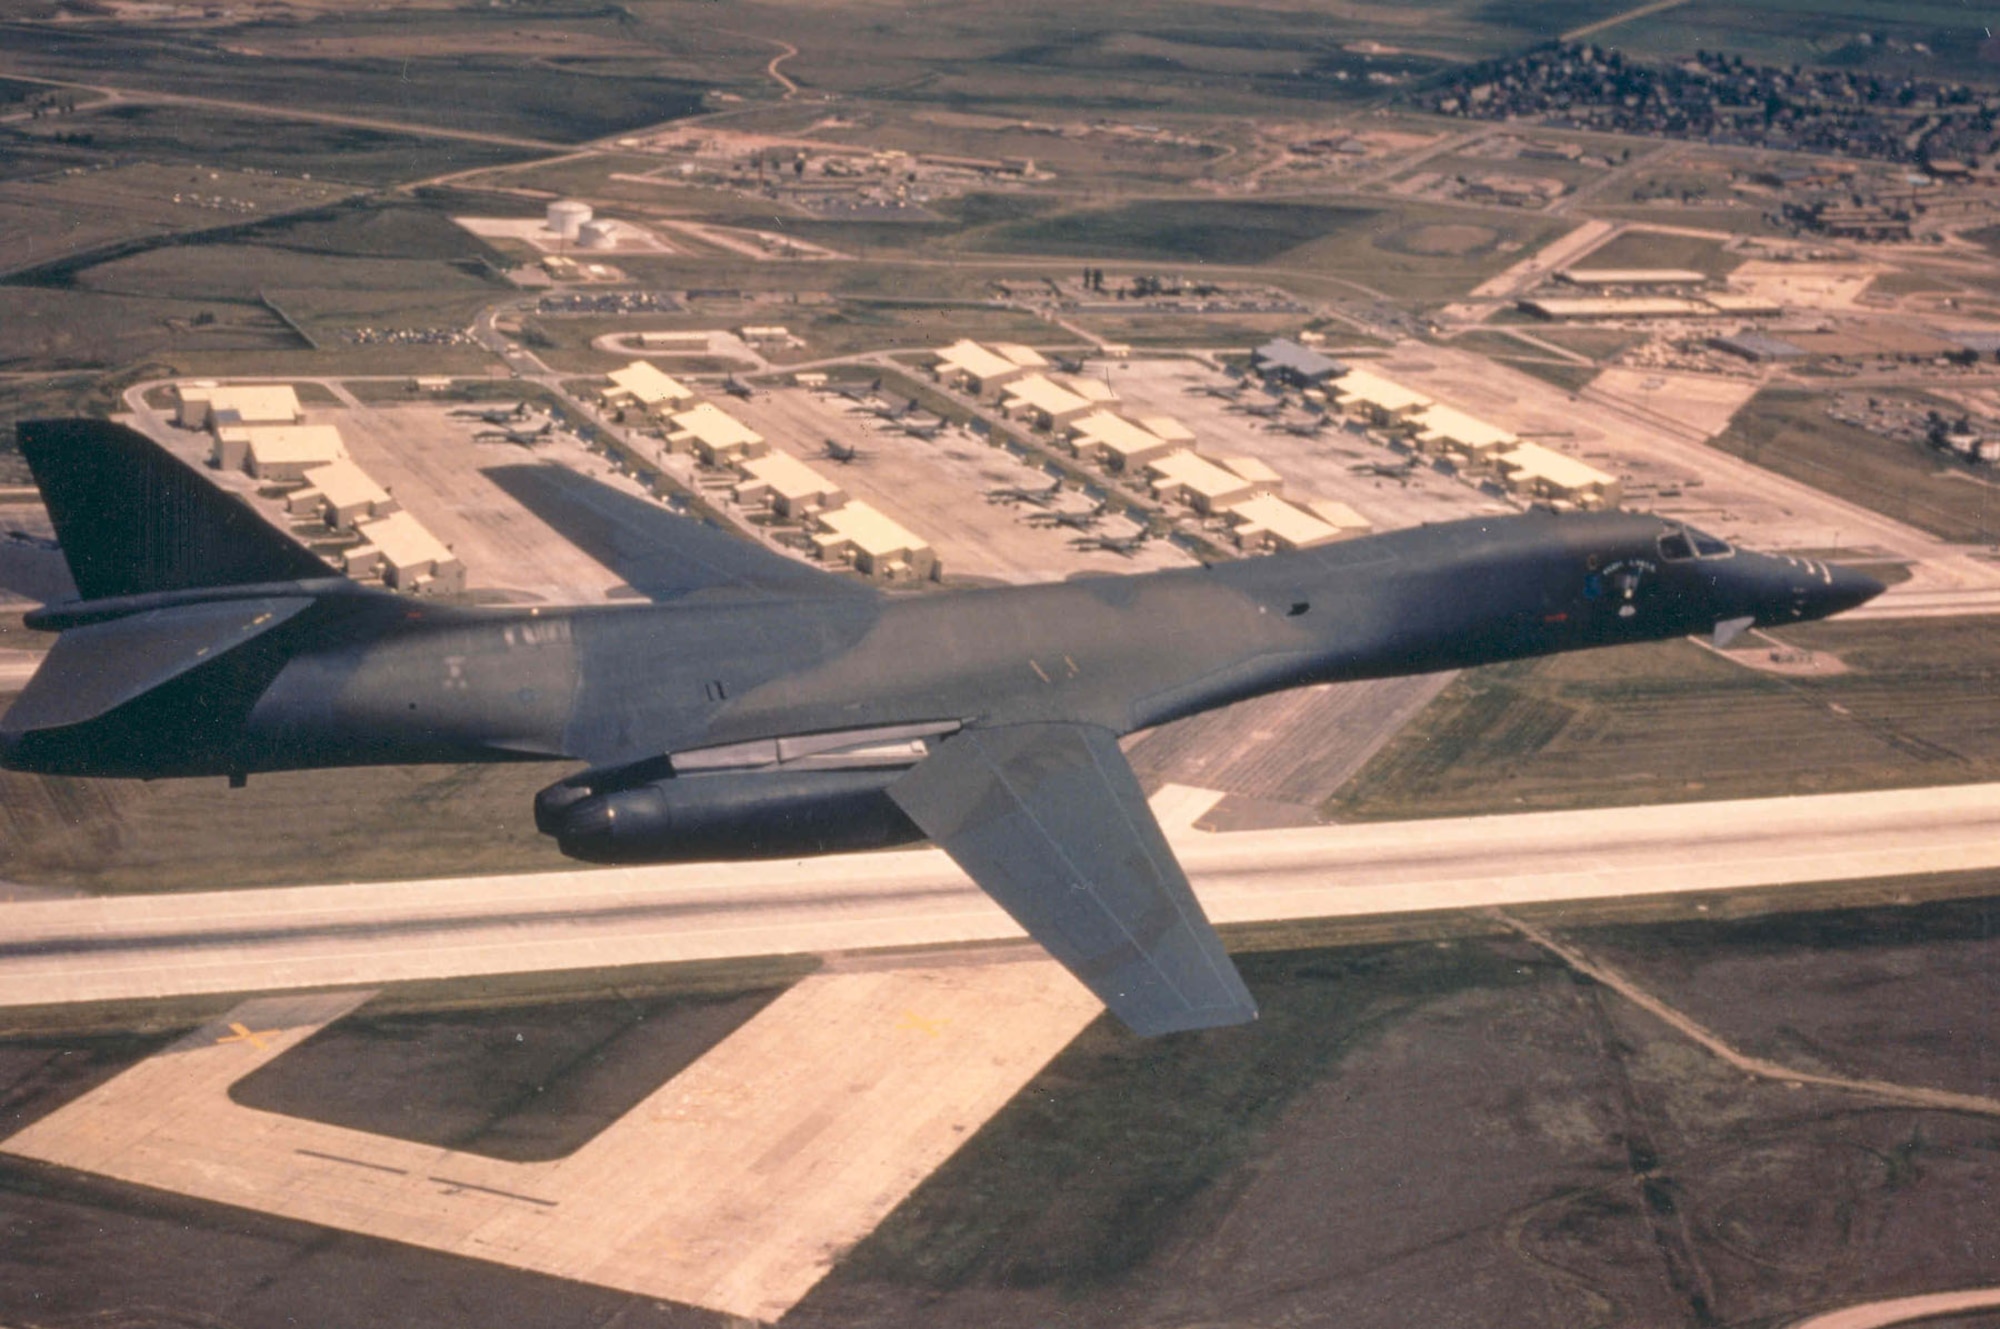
xmin=0 ymin=22 xmax=710 ymax=144
xmin=1577 ymin=228 xmax=1738 ymax=276
xmin=977 ymin=200 xmax=1382 ymax=266
xmin=1712 ymin=388 xmax=2000 ymax=545
xmin=1326 ymin=616 xmax=2000 ymax=822
xmin=0 ymin=761 xmax=578 ymax=894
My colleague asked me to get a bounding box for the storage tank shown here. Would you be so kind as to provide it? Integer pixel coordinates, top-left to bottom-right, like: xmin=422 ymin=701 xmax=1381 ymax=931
xmin=546 ymin=199 xmax=593 ymax=240
xmin=577 ymin=219 xmax=617 ymax=250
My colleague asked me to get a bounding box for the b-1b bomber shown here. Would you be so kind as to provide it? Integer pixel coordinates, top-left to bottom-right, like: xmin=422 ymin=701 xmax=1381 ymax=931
xmin=0 ymin=421 xmax=1882 ymax=1037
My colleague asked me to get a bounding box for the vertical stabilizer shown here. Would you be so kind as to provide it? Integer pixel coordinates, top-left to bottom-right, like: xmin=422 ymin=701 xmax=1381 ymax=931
xmin=15 ymin=418 xmax=337 ymax=601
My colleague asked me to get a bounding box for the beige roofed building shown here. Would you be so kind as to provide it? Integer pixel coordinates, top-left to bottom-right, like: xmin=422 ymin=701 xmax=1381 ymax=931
xmin=350 ymin=510 xmax=466 ymax=595
xmin=1496 ymin=443 xmax=1622 ymax=509
xmin=1001 ymin=374 xmax=1095 ymax=430
xmin=1146 ymin=451 xmax=1269 ymax=514
xmin=1226 ymin=494 xmax=1343 ymax=553
xmin=1131 ymin=414 xmax=1196 ymax=448
xmin=668 ymin=403 xmax=767 ymax=465
xmin=734 ymin=452 xmax=847 ymax=518
xmin=179 ymin=382 xmax=303 ymax=431
xmin=991 ymin=343 xmax=1048 ymax=370
xmin=1413 ymin=403 xmax=1518 ymax=464
xmin=604 ymin=361 xmax=696 ymax=413
xmin=1332 ymin=369 xmax=1432 ymax=426
xmin=300 ymin=459 xmax=397 ymax=530
xmin=933 ymin=340 xmax=1037 ymax=395
xmin=812 ymin=501 xmax=937 ymax=581
xmin=214 ymin=424 xmax=348 ymax=481
xmin=1067 ymin=411 xmax=1181 ymax=471
xmin=1306 ymin=498 xmax=1372 ymax=535
xmin=1216 ymin=455 xmax=1283 ymax=492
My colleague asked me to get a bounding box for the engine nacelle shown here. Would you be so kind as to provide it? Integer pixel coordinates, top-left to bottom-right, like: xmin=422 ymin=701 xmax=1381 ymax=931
xmin=535 ymin=767 xmax=925 ymax=864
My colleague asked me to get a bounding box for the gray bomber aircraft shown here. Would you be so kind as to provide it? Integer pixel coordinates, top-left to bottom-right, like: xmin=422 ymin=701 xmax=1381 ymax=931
xmin=1 ymin=420 xmax=1884 ymax=1036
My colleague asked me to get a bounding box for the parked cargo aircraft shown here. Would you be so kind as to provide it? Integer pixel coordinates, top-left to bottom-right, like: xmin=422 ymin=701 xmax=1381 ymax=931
xmin=0 ymin=421 xmax=1883 ymax=1037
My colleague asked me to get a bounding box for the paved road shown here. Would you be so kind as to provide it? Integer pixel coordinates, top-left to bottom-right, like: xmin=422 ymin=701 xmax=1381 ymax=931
xmin=1785 ymin=1287 xmax=2000 ymax=1329
xmin=4 ymin=781 xmax=1996 ymax=1009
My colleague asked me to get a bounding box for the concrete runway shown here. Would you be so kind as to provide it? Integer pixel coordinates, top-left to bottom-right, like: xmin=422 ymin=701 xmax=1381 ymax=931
xmin=5 ymin=781 xmax=1998 ymax=1010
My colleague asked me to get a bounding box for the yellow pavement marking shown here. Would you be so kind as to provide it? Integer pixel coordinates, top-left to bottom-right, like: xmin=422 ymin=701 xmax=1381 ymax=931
xmin=216 ymin=1022 xmax=279 ymax=1049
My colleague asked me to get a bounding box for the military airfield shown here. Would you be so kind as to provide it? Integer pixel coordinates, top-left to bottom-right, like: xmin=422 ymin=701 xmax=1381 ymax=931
xmin=4 ymin=1 xmax=2000 ymax=1326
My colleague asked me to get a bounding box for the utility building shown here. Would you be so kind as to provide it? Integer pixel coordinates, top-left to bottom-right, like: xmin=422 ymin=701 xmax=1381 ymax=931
xmin=1496 ymin=443 xmax=1622 ymax=510
xmin=667 ymin=403 xmax=767 ymax=466
xmin=348 ymin=511 xmax=466 ymax=595
xmin=604 ymin=361 xmax=696 ymax=415
xmin=812 ymin=501 xmax=938 ymax=581
xmin=733 ymin=452 xmax=847 ymax=518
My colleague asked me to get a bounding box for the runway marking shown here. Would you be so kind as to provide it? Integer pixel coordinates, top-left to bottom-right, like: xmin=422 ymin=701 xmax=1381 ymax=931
xmin=2 ymin=966 xmax=1101 ymax=1321
xmin=216 ymin=1021 xmax=278 ymax=1049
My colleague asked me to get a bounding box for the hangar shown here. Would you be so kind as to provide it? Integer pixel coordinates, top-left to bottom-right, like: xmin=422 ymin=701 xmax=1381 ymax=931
xmin=1225 ymin=493 xmax=1344 ymax=552
xmin=213 ymin=424 xmax=348 ymax=481
xmin=1496 ymin=443 xmax=1622 ymax=509
xmin=734 ymin=452 xmax=848 ymax=518
xmin=176 ymin=382 xmax=304 ymax=431
xmin=1251 ymin=338 xmax=1345 ymax=387
xmin=347 ymin=511 xmax=467 ymax=595
xmin=604 ymin=361 xmax=697 ymax=415
xmin=932 ymin=339 xmax=1045 ymax=395
xmin=1332 ymin=368 xmax=1433 ymax=427
xmin=811 ymin=501 xmax=937 ymax=581
xmin=668 ymin=403 xmax=767 ymax=465
xmin=1067 ymin=411 xmax=1183 ymax=471
xmin=1146 ymin=450 xmax=1281 ymax=514
xmin=291 ymin=459 xmax=398 ymax=530
xmin=1001 ymin=374 xmax=1096 ymax=431
xmin=1413 ymin=403 xmax=1519 ymax=467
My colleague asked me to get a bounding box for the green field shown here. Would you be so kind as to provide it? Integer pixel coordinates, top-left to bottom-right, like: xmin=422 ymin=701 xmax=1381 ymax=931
xmin=1713 ymin=389 xmax=2000 ymax=545
xmin=0 ymin=761 xmax=578 ymax=894
xmin=1327 ymin=616 xmax=2000 ymax=822
xmin=1578 ymin=228 xmax=1739 ymax=277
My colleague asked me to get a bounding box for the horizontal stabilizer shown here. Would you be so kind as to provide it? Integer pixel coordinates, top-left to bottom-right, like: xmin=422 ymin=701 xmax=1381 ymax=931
xmin=889 ymin=721 xmax=1256 ymax=1038
xmin=2 ymin=596 xmax=311 ymax=736
xmin=16 ymin=419 xmax=336 ymax=601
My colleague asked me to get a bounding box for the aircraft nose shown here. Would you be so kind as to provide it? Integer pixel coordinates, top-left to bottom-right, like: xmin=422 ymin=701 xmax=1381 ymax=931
xmin=1820 ymin=563 xmax=1887 ymax=616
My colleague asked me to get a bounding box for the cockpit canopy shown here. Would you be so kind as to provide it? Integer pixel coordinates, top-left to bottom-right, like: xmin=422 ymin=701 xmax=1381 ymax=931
xmin=1657 ymin=526 xmax=1733 ymax=561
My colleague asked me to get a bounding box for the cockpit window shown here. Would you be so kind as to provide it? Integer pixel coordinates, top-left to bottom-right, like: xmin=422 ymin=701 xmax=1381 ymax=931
xmin=1658 ymin=528 xmax=1732 ymax=561
xmin=1692 ymin=532 xmax=1733 ymax=557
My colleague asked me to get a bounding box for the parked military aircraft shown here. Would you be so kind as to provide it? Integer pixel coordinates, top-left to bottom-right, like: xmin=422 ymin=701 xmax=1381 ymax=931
xmin=1265 ymin=418 xmax=1329 ymax=437
xmin=476 ymin=422 xmax=553 ymax=447
xmin=821 ymin=439 xmax=869 ymax=465
xmin=1185 ymin=383 xmax=1242 ymax=401
xmin=900 ymin=419 xmax=946 ymax=441
xmin=451 ymin=403 xmax=532 ymax=425
xmin=1231 ymin=401 xmax=1286 ymax=420
xmin=721 ymin=376 xmax=755 ymax=400
xmin=830 ymin=377 xmax=884 ymax=403
xmin=982 ymin=480 xmax=1063 ymax=507
xmin=1068 ymin=531 xmax=1152 ymax=556
xmin=1026 ymin=501 xmax=1112 ymax=530
xmin=0 ymin=420 xmax=1884 ymax=1038
xmin=1353 ymin=458 xmax=1420 ymax=483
